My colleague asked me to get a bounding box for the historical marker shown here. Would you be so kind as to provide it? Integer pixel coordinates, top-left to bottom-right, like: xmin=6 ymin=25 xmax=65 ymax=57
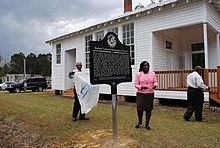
xmin=90 ymin=32 xmax=132 ymax=86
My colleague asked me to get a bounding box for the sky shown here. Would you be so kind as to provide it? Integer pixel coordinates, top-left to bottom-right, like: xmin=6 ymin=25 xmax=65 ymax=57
xmin=0 ymin=0 xmax=156 ymax=60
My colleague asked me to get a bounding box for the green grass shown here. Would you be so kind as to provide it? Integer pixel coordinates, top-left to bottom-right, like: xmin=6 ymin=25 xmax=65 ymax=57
xmin=0 ymin=91 xmax=220 ymax=147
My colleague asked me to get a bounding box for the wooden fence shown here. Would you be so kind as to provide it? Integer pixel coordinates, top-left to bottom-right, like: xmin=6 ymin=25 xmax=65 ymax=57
xmin=154 ymin=66 xmax=220 ymax=104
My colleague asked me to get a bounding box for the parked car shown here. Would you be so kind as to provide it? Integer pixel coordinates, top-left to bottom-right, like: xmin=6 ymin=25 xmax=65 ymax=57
xmin=6 ymin=77 xmax=47 ymax=93
xmin=0 ymin=81 xmax=17 ymax=90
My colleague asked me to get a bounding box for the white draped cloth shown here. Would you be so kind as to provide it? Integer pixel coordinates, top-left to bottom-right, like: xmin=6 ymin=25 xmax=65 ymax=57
xmin=74 ymin=72 xmax=100 ymax=114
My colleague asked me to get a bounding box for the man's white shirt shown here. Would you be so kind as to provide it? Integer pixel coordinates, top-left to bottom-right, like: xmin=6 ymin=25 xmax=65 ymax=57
xmin=187 ymin=71 xmax=208 ymax=90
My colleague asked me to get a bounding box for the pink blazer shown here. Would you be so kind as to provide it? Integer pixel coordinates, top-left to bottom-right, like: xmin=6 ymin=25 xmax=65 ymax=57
xmin=134 ymin=70 xmax=158 ymax=94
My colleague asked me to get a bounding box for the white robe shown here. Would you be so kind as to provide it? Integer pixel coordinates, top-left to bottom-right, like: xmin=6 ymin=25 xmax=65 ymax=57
xmin=74 ymin=72 xmax=100 ymax=114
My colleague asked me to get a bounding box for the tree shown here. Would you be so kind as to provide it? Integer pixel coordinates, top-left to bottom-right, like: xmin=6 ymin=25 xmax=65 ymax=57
xmin=0 ymin=67 xmax=3 ymax=80
xmin=37 ymin=53 xmax=51 ymax=76
xmin=0 ymin=53 xmax=10 ymax=78
xmin=9 ymin=52 xmax=25 ymax=74
xmin=26 ymin=53 xmax=37 ymax=75
xmin=4 ymin=52 xmax=51 ymax=77
xmin=2 ymin=64 xmax=10 ymax=75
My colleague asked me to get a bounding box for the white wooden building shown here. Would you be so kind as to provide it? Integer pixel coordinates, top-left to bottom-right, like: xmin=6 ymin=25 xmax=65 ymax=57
xmin=46 ymin=0 xmax=220 ymax=101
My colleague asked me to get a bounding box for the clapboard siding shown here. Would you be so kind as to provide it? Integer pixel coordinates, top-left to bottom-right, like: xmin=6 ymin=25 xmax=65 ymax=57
xmin=135 ymin=31 xmax=152 ymax=65
xmin=136 ymin=1 xmax=203 ymax=32
xmin=63 ymin=36 xmax=84 ymax=60
xmin=52 ymin=43 xmax=65 ymax=90
xmin=209 ymin=32 xmax=218 ymax=68
xmin=182 ymin=26 xmax=203 ymax=45
xmin=153 ymin=32 xmax=166 ymax=71
xmin=207 ymin=3 xmax=220 ymax=32
xmin=153 ymin=29 xmax=184 ymax=70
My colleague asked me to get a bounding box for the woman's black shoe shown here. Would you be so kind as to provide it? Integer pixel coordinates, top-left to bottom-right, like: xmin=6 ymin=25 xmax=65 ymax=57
xmin=145 ymin=125 xmax=151 ymax=130
xmin=135 ymin=123 xmax=142 ymax=128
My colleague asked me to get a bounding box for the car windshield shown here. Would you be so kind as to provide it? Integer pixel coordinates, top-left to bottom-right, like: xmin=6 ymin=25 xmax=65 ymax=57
xmin=18 ymin=79 xmax=25 ymax=83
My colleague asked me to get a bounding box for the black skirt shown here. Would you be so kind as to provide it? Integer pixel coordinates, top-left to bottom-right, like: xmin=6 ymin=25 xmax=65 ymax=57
xmin=136 ymin=93 xmax=154 ymax=111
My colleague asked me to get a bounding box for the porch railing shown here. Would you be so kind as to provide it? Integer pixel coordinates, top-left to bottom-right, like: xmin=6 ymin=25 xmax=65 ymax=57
xmin=155 ymin=69 xmax=193 ymax=91
xmin=155 ymin=68 xmax=218 ymax=92
xmin=204 ymin=68 xmax=218 ymax=93
xmin=154 ymin=66 xmax=220 ymax=104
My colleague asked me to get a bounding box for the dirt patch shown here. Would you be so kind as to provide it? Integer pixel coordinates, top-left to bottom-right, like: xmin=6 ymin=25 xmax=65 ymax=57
xmin=54 ymin=130 xmax=138 ymax=148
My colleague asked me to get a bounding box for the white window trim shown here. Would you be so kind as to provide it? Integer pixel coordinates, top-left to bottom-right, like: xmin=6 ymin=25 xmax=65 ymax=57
xmin=164 ymin=39 xmax=173 ymax=50
xmin=107 ymin=27 xmax=119 ymax=36
xmin=56 ymin=43 xmax=61 ymax=65
xmin=85 ymin=34 xmax=93 ymax=69
xmin=122 ymin=22 xmax=135 ymax=65
xmin=95 ymin=31 xmax=104 ymax=41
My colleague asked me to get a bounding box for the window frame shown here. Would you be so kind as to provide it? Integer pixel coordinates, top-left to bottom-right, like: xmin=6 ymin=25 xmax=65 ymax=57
xmin=107 ymin=27 xmax=118 ymax=36
xmin=122 ymin=22 xmax=135 ymax=65
xmin=56 ymin=43 xmax=61 ymax=64
xmin=85 ymin=34 xmax=93 ymax=69
xmin=95 ymin=31 xmax=104 ymax=41
xmin=165 ymin=40 xmax=172 ymax=50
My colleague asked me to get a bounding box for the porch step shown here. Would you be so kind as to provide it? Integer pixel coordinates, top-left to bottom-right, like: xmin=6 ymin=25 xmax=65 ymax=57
xmin=209 ymin=93 xmax=220 ymax=105
xmin=63 ymin=88 xmax=74 ymax=97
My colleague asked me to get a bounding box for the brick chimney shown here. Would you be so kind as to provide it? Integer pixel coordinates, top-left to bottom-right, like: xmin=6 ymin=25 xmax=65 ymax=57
xmin=124 ymin=0 xmax=132 ymax=13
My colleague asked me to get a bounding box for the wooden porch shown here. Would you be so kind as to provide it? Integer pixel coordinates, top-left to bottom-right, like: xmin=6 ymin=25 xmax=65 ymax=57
xmin=155 ymin=66 xmax=220 ymax=105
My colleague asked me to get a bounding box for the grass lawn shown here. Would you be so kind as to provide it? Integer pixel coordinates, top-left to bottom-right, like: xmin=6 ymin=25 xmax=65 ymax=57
xmin=0 ymin=90 xmax=220 ymax=148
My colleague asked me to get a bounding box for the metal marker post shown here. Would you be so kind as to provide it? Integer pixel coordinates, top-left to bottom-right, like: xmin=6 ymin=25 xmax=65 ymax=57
xmin=111 ymin=82 xmax=117 ymax=144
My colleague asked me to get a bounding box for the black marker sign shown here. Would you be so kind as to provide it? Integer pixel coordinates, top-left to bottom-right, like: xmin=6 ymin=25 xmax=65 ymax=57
xmin=90 ymin=32 xmax=132 ymax=85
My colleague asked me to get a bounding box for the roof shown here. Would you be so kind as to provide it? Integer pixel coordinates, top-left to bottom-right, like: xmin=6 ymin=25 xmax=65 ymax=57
xmin=45 ymin=0 xmax=220 ymax=44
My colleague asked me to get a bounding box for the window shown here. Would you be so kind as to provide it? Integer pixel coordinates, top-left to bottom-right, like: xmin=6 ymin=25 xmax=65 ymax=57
xmin=96 ymin=31 xmax=104 ymax=41
xmin=107 ymin=27 xmax=118 ymax=36
xmin=191 ymin=43 xmax=204 ymax=68
xmin=56 ymin=44 xmax=61 ymax=64
xmin=85 ymin=34 xmax=93 ymax=68
xmin=192 ymin=43 xmax=204 ymax=51
xmin=122 ymin=23 xmax=135 ymax=65
xmin=166 ymin=41 xmax=172 ymax=50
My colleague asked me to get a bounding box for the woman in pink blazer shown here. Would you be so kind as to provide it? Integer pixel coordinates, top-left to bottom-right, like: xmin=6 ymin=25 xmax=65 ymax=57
xmin=134 ymin=61 xmax=158 ymax=130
